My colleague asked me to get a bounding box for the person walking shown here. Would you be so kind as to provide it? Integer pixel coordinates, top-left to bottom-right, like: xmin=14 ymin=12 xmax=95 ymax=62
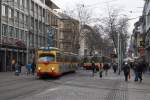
xmin=113 ymin=63 xmax=118 ymax=73
xmin=11 ymin=59 xmax=16 ymax=71
xmin=133 ymin=61 xmax=139 ymax=82
xmin=91 ymin=61 xmax=96 ymax=77
xmin=15 ymin=62 xmax=21 ymax=76
xmin=99 ymin=63 xmax=103 ymax=78
xmin=31 ymin=62 xmax=35 ymax=75
xmin=31 ymin=54 xmax=36 ymax=75
xmin=122 ymin=62 xmax=130 ymax=82
xmin=137 ymin=61 xmax=144 ymax=82
xmin=103 ymin=63 xmax=109 ymax=76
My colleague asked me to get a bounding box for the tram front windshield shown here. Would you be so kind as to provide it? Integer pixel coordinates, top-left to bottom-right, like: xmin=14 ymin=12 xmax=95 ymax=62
xmin=38 ymin=54 xmax=55 ymax=62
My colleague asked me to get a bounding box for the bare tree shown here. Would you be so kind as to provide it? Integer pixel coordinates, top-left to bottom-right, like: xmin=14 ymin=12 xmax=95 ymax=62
xmin=76 ymin=4 xmax=92 ymax=25
xmin=63 ymin=3 xmax=95 ymax=55
xmin=101 ymin=7 xmax=129 ymax=55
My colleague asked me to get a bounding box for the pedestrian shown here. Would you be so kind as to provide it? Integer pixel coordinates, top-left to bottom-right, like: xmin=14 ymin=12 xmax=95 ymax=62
xmin=15 ymin=62 xmax=21 ymax=76
xmin=31 ymin=55 xmax=36 ymax=75
xmin=31 ymin=62 xmax=35 ymax=75
xmin=11 ymin=59 xmax=16 ymax=71
xmin=137 ymin=61 xmax=144 ymax=82
xmin=26 ymin=64 xmax=31 ymax=75
xmin=133 ymin=61 xmax=139 ymax=82
xmin=99 ymin=63 xmax=103 ymax=78
xmin=91 ymin=61 xmax=96 ymax=77
xmin=122 ymin=62 xmax=130 ymax=82
xmin=113 ymin=63 xmax=118 ymax=73
xmin=103 ymin=63 xmax=109 ymax=76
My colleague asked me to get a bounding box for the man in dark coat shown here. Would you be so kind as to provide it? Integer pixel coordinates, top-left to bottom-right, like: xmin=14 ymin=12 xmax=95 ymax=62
xmin=91 ymin=61 xmax=96 ymax=77
xmin=133 ymin=61 xmax=139 ymax=82
xmin=103 ymin=63 xmax=109 ymax=76
xmin=122 ymin=62 xmax=130 ymax=81
xmin=137 ymin=62 xmax=144 ymax=82
xmin=113 ymin=63 xmax=118 ymax=73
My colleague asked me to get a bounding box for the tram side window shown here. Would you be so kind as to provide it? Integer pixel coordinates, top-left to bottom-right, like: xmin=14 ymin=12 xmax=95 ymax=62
xmin=64 ymin=55 xmax=72 ymax=62
xmin=72 ymin=56 xmax=77 ymax=62
xmin=56 ymin=53 xmax=63 ymax=62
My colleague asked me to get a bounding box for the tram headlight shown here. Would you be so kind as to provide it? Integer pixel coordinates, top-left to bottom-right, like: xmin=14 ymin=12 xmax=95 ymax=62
xmin=51 ymin=67 xmax=55 ymax=71
xmin=38 ymin=67 xmax=41 ymax=70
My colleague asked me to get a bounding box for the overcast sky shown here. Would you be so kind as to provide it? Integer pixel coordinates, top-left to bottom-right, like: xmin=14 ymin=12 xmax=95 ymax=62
xmin=52 ymin=0 xmax=144 ymax=34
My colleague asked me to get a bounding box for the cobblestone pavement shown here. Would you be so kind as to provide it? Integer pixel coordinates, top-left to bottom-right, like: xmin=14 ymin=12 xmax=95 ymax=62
xmin=0 ymin=69 xmax=150 ymax=100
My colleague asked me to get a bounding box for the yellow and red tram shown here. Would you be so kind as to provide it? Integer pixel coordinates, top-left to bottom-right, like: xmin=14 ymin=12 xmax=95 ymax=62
xmin=36 ymin=47 xmax=79 ymax=77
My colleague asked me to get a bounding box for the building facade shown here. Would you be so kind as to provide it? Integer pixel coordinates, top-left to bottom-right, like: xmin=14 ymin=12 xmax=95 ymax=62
xmin=143 ymin=0 xmax=150 ymax=65
xmin=57 ymin=13 xmax=80 ymax=54
xmin=0 ymin=0 xmax=59 ymax=72
xmin=132 ymin=18 xmax=145 ymax=58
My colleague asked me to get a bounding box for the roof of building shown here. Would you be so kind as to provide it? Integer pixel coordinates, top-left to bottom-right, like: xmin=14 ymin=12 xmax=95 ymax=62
xmin=57 ymin=13 xmax=79 ymax=23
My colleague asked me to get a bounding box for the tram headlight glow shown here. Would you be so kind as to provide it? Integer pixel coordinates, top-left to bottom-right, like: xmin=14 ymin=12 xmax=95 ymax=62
xmin=38 ymin=67 xmax=41 ymax=70
xmin=51 ymin=67 xmax=55 ymax=71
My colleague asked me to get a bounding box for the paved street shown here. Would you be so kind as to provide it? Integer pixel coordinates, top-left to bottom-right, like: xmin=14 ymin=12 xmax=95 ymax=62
xmin=0 ymin=69 xmax=150 ymax=100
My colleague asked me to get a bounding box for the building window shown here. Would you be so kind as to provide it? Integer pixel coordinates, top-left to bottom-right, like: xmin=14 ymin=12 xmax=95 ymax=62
xmin=34 ymin=4 xmax=38 ymax=17
xmin=25 ymin=31 xmax=27 ymax=41
xmin=15 ymin=28 xmax=19 ymax=38
xmin=19 ymin=13 xmax=24 ymax=28
xmin=2 ymin=24 xmax=8 ymax=36
xmin=2 ymin=5 xmax=6 ymax=16
xmin=18 ymin=30 xmax=21 ymax=39
xmin=31 ymin=1 xmax=34 ymax=13
xmin=5 ymin=6 xmax=8 ymax=17
xmin=21 ymin=30 xmax=24 ymax=40
xmin=29 ymin=34 xmax=34 ymax=46
xmin=14 ymin=0 xmax=19 ymax=7
xmin=35 ymin=20 xmax=38 ymax=30
xmin=20 ymin=0 xmax=22 ymax=6
xmin=24 ymin=15 xmax=28 ymax=28
xmin=24 ymin=0 xmax=27 ymax=8
xmin=43 ymin=9 xmax=45 ymax=17
xmin=14 ymin=0 xmax=18 ymax=3
xmin=8 ymin=8 xmax=12 ymax=18
xmin=31 ymin=17 xmax=34 ymax=30
xmin=9 ymin=26 xmax=14 ymax=37
xmin=36 ymin=35 xmax=38 ymax=46
xmin=40 ymin=0 xmax=44 ymax=3
xmin=42 ymin=23 xmax=45 ymax=33
xmin=19 ymin=13 xmax=23 ymax=21
xmin=14 ymin=11 xmax=19 ymax=26
xmin=39 ymin=21 xmax=42 ymax=32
